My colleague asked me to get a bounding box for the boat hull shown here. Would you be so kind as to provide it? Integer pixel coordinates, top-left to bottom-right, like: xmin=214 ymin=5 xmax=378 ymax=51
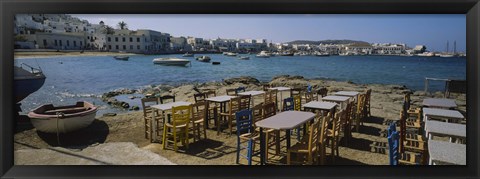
xmin=28 ymin=102 xmax=97 ymax=133
xmin=153 ymin=58 xmax=191 ymax=66
xmin=114 ymin=56 xmax=129 ymax=61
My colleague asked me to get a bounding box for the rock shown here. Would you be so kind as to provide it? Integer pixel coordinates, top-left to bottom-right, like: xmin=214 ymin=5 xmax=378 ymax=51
xmin=121 ymin=102 xmax=130 ymax=109
xmin=272 ymin=75 xmax=290 ymax=80
xmin=128 ymin=96 xmax=135 ymax=99
xmin=223 ymin=76 xmax=260 ymax=85
xmin=413 ymin=91 xmax=428 ymax=96
xmin=131 ymin=106 xmax=140 ymax=111
xmin=103 ymin=113 xmax=117 ymax=117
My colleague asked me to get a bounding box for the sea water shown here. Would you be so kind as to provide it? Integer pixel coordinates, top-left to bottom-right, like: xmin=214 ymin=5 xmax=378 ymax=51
xmin=15 ymin=54 xmax=466 ymax=115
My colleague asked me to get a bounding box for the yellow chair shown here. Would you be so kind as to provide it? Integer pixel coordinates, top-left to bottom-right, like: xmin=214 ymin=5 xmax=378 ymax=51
xmin=318 ymin=112 xmax=332 ymax=165
xmin=162 ymin=105 xmax=191 ymax=152
xmin=287 ymin=117 xmax=321 ymax=165
xmin=364 ymin=89 xmax=372 ymax=117
xmin=191 ymin=102 xmax=207 ymax=142
xmin=327 ymin=110 xmax=345 ymax=163
xmin=353 ymin=94 xmax=366 ymax=132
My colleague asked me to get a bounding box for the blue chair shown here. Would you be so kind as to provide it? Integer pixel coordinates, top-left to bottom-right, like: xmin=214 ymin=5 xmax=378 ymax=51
xmin=387 ymin=131 xmax=400 ymax=165
xmin=283 ymin=97 xmax=301 ymax=141
xmin=235 ymin=109 xmax=258 ymax=165
xmin=387 ymin=122 xmax=397 ymax=137
xmin=307 ymin=84 xmax=312 ymax=93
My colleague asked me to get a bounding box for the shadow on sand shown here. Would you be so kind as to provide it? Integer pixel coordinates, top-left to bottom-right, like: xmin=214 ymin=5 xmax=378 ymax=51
xmin=36 ymin=119 xmax=109 ymax=149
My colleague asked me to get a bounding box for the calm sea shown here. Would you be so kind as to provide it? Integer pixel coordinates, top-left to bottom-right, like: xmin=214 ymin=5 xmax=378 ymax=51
xmin=15 ymin=54 xmax=466 ymax=115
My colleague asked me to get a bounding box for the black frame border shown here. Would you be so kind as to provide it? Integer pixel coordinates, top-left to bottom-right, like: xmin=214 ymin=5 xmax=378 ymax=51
xmin=1 ymin=0 xmax=479 ymax=178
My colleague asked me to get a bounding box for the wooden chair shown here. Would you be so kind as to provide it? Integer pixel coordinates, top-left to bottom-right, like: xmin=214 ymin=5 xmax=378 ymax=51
xmin=204 ymin=90 xmax=217 ymax=123
xmin=194 ymin=93 xmax=206 ymax=103
xmin=239 ymin=95 xmax=251 ymax=110
xmin=318 ymin=112 xmax=332 ymax=165
xmin=235 ymin=109 xmax=260 ymax=165
xmin=317 ymin=87 xmax=328 ymax=100
xmin=387 ymin=126 xmax=423 ymax=165
xmin=162 ymin=105 xmax=191 ymax=152
xmin=399 ymin=108 xmax=427 ymax=164
xmin=235 ymin=86 xmax=246 ymax=94
xmin=304 ymin=91 xmax=314 ymax=104
xmin=341 ymin=101 xmax=354 ymax=146
xmin=190 ymin=102 xmax=207 ymax=142
xmin=226 ymin=88 xmax=237 ymax=96
xmin=264 ymin=89 xmax=278 ymax=111
xmin=141 ymin=97 xmax=162 ymax=142
xmin=290 ymin=87 xmax=303 ymax=98
xmin=353 ymin=94 xmax=366 ymax=132
xmin=327 ymin=110 xmax=344 ymax=163
xmin=263 ymin=84 xmax=271 ymax=91
xmin=283 ymin=97 xmax=295 ymax=111
xmin=160 ymin=94 xmax=176 ymax=104
xmin=364 ymin=89 xmax=372 ymax=117
xmin=219 ymin=97 xmax=241 ymax=135
xmin=293 ymin=95 xmax=302 ymax=111
xmin=262 ymin=102 xmax=282 ymax=158
xmin=287 ymin=118 xmax=321 ymax=165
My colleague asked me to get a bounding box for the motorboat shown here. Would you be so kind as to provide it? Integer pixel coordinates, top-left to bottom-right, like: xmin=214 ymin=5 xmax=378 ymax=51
xmin=256 ymin=51 xmax=271 ymax=58
xmin=28 ymin=101 xmax=98 ymax=133
xmin=153 ymin=58 xmax=191 ymax=66
xmin=226 ymin=52 xmax=237 ymax=57
xmin=416 ymin=52 xmax=435 ymax=57
xmin=196 ymin=55 xmax=211 ymax=62
xmin=113 ymin=56 xmax=129 ymax=61
xmin=14 ymin=64 xmax=46 ymax=103
xmin=439 ymin=54 xmax=455 ymax=58
xmin=315 ymin=52 xmax=330 ymax=57
xmin=222 ymin=52 xmax=229 ymax=55
xmin=280 ymin=52 xmax=294 ymax=56
xmin=212 ymin=62 xmax=221 ymax=65
xmin=238 ymin=56 xmax=250 ymax=60
xmin=182 ymin=52 xmax=194 ymax=57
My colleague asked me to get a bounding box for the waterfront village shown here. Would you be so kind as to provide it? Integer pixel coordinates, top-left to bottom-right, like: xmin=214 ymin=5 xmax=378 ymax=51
xmin=14 ymin=14 xmax=465 ymax=57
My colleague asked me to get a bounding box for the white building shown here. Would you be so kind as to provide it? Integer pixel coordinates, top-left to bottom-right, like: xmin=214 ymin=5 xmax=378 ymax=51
xmin=33 ymin=32 xmax=86 ymax=50
xmin=105 ymin=29 xmax=171 ymax=53
xmin=373 ymin=43 xmax=406 ymax=55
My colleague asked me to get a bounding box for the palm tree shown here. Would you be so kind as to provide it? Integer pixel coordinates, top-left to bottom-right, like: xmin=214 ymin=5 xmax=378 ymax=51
xmin=103 ymin=25 xmax=115 ymax=35
xmin=117 ymin=21 xmax=128 ymax=30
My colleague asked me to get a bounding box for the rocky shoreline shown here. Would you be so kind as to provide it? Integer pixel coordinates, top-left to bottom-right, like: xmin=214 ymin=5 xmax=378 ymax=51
xmin=14 ymin=75 xmax=466 ymax=165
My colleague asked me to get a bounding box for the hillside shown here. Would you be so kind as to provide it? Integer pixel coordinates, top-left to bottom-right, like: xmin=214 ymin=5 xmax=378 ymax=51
xmin=287 ymin=39 xmax=370 ymax=45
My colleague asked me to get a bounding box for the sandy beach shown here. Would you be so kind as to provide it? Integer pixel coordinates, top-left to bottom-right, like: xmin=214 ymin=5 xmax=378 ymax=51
xmin=14 ymin=75 xmax=466 ymax=165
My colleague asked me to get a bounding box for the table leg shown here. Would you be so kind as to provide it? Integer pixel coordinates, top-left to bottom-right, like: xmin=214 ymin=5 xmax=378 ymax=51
xmin=205 ymin=102 xmax=210 ymax=129
xmin=286 ymin=129 xmax=291 ymax=149
xmin=260 ymin=127 xmax=265 ymax=165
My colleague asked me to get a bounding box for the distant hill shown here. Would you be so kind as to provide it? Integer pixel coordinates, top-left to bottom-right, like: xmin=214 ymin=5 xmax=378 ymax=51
xmin=287 ymin=39 xmax=370 ymax=45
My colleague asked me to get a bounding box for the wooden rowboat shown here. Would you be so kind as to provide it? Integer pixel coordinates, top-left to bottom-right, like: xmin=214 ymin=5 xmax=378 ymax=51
xmin=27 ymin=101 xmax=97 ymax=133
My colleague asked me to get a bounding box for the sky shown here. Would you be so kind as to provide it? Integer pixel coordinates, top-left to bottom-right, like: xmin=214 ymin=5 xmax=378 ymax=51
xmin=72 ymin=14 xmax=466 ymax=52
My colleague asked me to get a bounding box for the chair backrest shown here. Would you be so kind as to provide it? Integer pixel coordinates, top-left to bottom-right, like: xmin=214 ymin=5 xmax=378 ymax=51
xmin=172 ymin=105 xmax=191 ymax=127
xmin=204 ymin=90 xmax=216 ymax=98
xmin=403 ymin=93 xmax=411 ymax=111
xmin=317 ymin=87 xmax=328 ymax=97
xmin=194 ymin=93 xmax=206 ymax=103
xmin=365 ymin=89 xmax=372 ymax=104
xmin=263 ymin=84 xmax=271 ymax=91
xmin=251 ymin=103 xmax=264 ymax=128
xmin=307 ymin=84 xmax=313 ymax=93
xmin=333 ymin=110 xmax=344 ymax=136
xmin=319 ymin=112 xmax=332 ymax=147
xmin=341 ymin=102 xmax=352 ymax=131
xmin=356 ymin=94 xmax=366 ymax=115
xmin=235 ymin=86 xmax=246 ymax=94
xmin=141 ymin=97 xmax=160 ymax=117
xmin=228 ymin=96 xmax=242 ymax=114
xmin=235 ymin=109 xmax=253 ymax=136
xmin=290 ymin=87 xmax=303 ymax=97
xmin=304 ymin=91 xmax=314 ymax=103
xmin=263 ymin=102 xmax=277 ymax=118
xmin=264 ymin=89 xmax=278 ymax=106
xmin=387 ymin=131 xmax=400 ymax=165
xmin=307 ymin=118 xmax=321 ymax=153
xmin=191 ymin=102 xmax=206 ymax=122
xmin=239 ymin=95 xmax=251 ymax=110
xmin=387 ymin=122 xmax=397 ymax=137
xmin=226 ymin=88 xmax=237 ymax=96
xmin=160 ymin=95 xmax=176 ymax=104
xmin=283 ymin=97 xmax=294 ymax=111
xmin=293 ymin=95 xmax=302 ymax=111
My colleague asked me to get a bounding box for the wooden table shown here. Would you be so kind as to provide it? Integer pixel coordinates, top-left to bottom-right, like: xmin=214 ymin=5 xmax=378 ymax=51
xmin=238 ymin=90 xmax=265 ymax=106
xmin=422 ymin=98 xmax=457 ymax=109
xmin=333 ymin=91 xmax=360 ymax=100
xmin=425 ymin=120 xmax=466 ymax=143
xmin=428 ymin=140 xmax=466 ymax=165
xmin=423 ymin=108 xmax=464 ymax=123
xmin=150 ymin=101 xmax=192 ymax=142
xmin=321 ymin=95 xmax=350 ymax=109
xmin=255 ymin=111 xmax=316 ymax=165
xmin=206 ymin=95 xmax=236 ymax=134
xmin=268 ymin=87 xmax=292 ymax=110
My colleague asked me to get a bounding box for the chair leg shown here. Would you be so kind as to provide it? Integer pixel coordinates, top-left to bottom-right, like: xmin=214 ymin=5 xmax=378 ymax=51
xmin=275 ymin=130 xmax=281 ymax=155
xmin=287 ymin=151 xmax=291 ymax=165
xmin=162 ymin=125 xmax=167 ymax=149
xmin=203 ymin=123 xmax=207 ymax=140
xmin=173 ymin=129 xmax=178 ymax=152
xmin=185 ymin=127 xmax=189 ymax=149
xmin=236 ymin=138 xmax=240 ymax=164
xmin=247 ymin=140 xmax=253 ymax=165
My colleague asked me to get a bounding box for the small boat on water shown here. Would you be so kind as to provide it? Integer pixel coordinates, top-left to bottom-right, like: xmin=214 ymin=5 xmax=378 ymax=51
xmin=238 ymin=56 xmax=250 ymax=60
xmin=222 ymin=52 xmax=229 ymax=55
xmin=416 ymin=52 xmax=435 ymax=57
xmin=196 ymin=55 xmax=211 ymax=62
xmin=315 ymin=52 xmax=330 ymax=57
xmin=183 ymin=52 xmax=194 ymax=57
xmin=14 ymin=64 xmax=46 ymax=103
xmin=280 ymin=52 xmax=294 ymax=56
xmin=28 ymin=101 xmax=98 ymax=133
xmin=256 ymin=51 xmax=271 ymax=58
xmin=226 ymin=52 xmax=237 ymax=57
xmin=212 ymin=62 xmax=221 ymax=65
xmin=113 ymin=56 xmax=129 ymax=61
xmin=439 ymin=54 xmax=455 ymax=58
xmin=153 ymin=58 xmax=191 ymax=66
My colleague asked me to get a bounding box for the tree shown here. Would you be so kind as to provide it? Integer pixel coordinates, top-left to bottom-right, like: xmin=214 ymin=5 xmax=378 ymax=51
xmin=117 ymin=21 xmax=128 ymax=30
xmin=103 ymin=25 xmax=115 ymax=35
